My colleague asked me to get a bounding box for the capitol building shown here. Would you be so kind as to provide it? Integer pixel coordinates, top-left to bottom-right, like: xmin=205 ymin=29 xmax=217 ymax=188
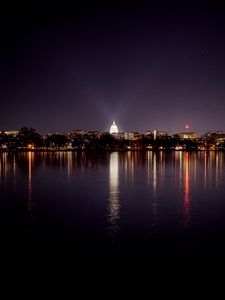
xmin=110 ymin=121 xmax=118 ymax=134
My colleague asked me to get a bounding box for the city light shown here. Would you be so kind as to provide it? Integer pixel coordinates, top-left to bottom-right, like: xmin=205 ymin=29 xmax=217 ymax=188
xmin=27 ymin=144 xmax=34 ymax=149
xmin=110 ymin=121 xmax=119 ymax=134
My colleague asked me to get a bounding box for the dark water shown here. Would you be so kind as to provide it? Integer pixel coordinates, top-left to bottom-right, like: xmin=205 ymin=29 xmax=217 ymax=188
xmin=1 ymin=151 xmax=225 ymax=266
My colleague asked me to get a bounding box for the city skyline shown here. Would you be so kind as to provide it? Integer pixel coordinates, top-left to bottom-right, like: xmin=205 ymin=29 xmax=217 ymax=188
xmin=1 ymin=2 xmax=225 ymax=134
xmin=1 ymin=121 xmax=225 ymax=136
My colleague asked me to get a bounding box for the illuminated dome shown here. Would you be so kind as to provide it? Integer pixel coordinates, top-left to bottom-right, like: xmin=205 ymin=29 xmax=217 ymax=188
xmin=110 ymin=121 xmax=118 ymax=134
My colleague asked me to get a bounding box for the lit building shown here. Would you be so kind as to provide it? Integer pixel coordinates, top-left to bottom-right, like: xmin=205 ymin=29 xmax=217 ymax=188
xmin=205 ymin=131 xmax=225 ymax=141
xmin=178 ymin=132 xmax=198 ymax=139
xmin=124 ymin=132 xmax=142 ymax=140
xmin=68 ymin=129 xmax=100 ymax=139
xmin=110 ymin=121 xmax=119 ymax=134
xmin=4 ymin=130 xmax=19 ymax=137
xmin=144 ymin=130 xmax=169 ymax=139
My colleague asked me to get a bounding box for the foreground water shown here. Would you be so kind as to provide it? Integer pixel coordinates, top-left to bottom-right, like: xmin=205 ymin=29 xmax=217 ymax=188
xmin=1 ymin=151 xmax=225 ymax=265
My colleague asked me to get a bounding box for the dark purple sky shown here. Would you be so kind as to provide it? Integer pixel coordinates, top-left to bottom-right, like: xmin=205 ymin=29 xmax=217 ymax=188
xmin=1 ymin=2 xmax=225 ymax=134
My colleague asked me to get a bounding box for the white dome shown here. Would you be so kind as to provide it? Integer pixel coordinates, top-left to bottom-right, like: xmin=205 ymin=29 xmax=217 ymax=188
xmin=110 ymin=121 xmax=118 ymax=134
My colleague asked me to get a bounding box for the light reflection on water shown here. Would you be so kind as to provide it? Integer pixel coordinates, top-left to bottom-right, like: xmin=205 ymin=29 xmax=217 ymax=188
xmin=108 ymin=152 xmax=120 ymax=245
xmin=184 ymin=152 xmax=190 ymax=226
xmin=28 ymin=151 xmax=33 ymax=214
xmin=1 ymin=150 xmax=225 ymax=259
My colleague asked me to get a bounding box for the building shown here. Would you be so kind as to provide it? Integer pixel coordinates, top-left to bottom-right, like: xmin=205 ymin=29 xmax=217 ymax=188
xmin=110 ymin=121 xmax=119 ymax=134
xmin=68 ymin=130 xmax=100 ymax=139
xmin=178 ymin=132 xmax=198 ymax=139
xmin=4 ymin=130 xmax=19 ymax=137
xmin=205 ymin=131 xmax=225 ymax=142
xmin=144 ymin=130 xmax=169 ymax=139
xmin=124 ymin=132 xmax=142 ymax=140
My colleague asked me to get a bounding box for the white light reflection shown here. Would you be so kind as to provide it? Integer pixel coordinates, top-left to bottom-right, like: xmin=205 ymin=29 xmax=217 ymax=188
xmin=204 ymin=152 xmax=208 ymax=190
xmin=216 ymin=152 xmax=219 ymax=188
xmin=67 ymin=152 xmax=72 ymax=183
xmin=146 ymin=152 xmax=158 ymax=219
xmin=153 ymin=152 xmax=157 ymax=196
xmin=108 ymin=152 xmax=120 ymax=244
xmin=147 ymin=151 xmax=152 ymax=185
xmin=159 ymin=151 xmax=165 ymax=186
xmin=152 ymin=152 xmax=157 ymax=218
xmin=1 ymin=152 xmax=8 ymax=177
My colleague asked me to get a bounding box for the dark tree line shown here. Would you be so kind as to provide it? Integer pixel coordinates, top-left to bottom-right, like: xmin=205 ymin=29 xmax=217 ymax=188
xmin=1 ymin=126 xmax=225 ymax=151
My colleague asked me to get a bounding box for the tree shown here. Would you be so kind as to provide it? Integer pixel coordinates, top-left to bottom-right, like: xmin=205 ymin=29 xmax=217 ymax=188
xmin=99 ymin=133 xmax=116 ymax=149
xmin=17 ymin=127 xmax=43 ymax=148
xmin=45 ymin=134 xmax=68 ymax=149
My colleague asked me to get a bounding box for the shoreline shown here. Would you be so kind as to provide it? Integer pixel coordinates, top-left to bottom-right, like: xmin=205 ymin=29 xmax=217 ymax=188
xmin=0 ymin=149 xmax=224 ymax=153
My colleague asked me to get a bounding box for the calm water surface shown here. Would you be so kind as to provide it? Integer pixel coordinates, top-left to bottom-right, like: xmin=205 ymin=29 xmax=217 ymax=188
xmin=1 ymin=151 xmax=225 ymax=264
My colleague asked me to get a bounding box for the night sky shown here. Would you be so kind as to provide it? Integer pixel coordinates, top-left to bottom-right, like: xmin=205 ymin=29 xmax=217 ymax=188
xmin=1 ymin=2 xmax=225 ymax=134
